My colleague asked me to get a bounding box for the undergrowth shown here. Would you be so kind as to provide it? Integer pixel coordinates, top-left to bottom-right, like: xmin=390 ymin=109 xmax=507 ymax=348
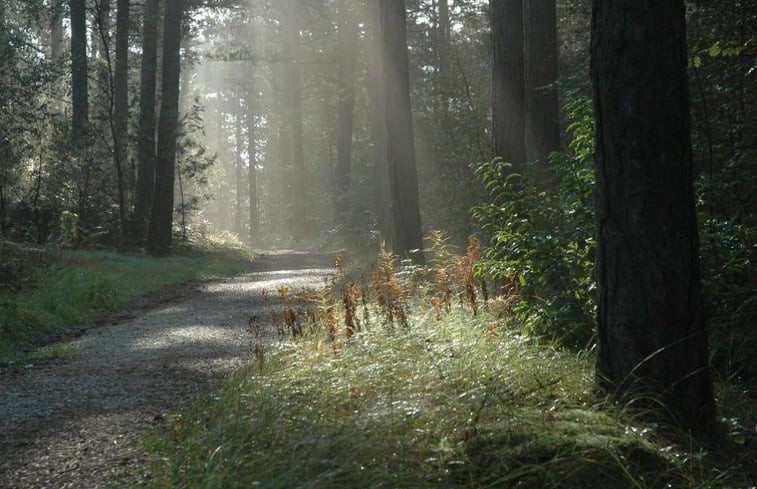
xmin=147 ymin=242 xmax=755 ymax=489
xmin=0 ymin=233 xmax=254 ymax=359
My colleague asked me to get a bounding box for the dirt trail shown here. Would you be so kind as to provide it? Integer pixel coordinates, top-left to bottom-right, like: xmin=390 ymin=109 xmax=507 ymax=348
xmin=0 ymin=251 xmax=335 ymax=489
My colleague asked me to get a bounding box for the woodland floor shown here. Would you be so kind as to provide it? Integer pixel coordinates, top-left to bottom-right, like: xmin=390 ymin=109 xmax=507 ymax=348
xmin=0 ymin=251 xmax=335 ymax=489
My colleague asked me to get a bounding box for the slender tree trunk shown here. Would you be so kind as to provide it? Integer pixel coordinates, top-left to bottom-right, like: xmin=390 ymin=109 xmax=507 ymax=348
xmin=247 ymin=101 xmax=258 ymax=244
xmin=95 ymin=0 xmax=112 ymax=125
xmin=380 ymin=0 xmax=424 ymax=262
xmin=591 ymin=0 xmax=715 ymax=434
xmin=334 ymin=0 xmax=358 ymax=223
xmin=148 ymin=0 xmax=184 ymax=255
xmin=367 ymin=0 xmax=392 ymax=241
xmin=70 ymin=0 xmax=89 ymax=150
xmin=50 ymin=0 xmax=64 ymax=113
xmin=133 ymin=0 xmax=160 ymax=244
xmin=247 ymin=12 xmax=259 ymax=244
xmin=113 ymin=0 xmax=130 ymax=238
xmin=235 ymin=108 xmax=244 ymax=236
xmin=437 ymin=0 xmax=450 ymax=113
xmin=491 ymin=0 xmax=525 ymax=167
xmin=281 ymin=0 xmax=306 ymax=241
xmin=523 ymin=0 xmax=560 ymax=165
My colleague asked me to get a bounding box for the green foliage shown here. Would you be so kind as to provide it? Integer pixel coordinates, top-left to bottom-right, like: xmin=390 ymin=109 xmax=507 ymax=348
xmin=0 ymin=238 xmax=253 ymax=358
xmin=472 ymin=97 xmax=596 ymax=347
xmin=699 ymin=218 xmax=757 ymax=382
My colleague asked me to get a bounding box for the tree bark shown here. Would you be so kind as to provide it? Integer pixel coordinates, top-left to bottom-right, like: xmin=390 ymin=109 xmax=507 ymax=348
xmin=591 ymin=0 xmax=715 ymax=434
xmin=523 ymin=0 xmax=560 ymax=165
xmin=113 ymin=0 xmax=130 ymax=237
xmin=50 ymin=0 xmax=64 ymax=113
xmin=491 ymin=0 xmax=525 ymax=167
xmin=367 ymin=0 xmax=392 ymax=241
xmin=70 ymin=0 xmax=89 ymax=150
xmin=334 ymin=0 xmax=358 ymax=224
xmin=247 ymin=12 xmax=259 ymax=245
xmin=94 ymin=0 xmax=112 ymax=123
xmin=235 ymin=108 xmax=244 ymax=236
xmin=437 ymin=0 xmax=450 ymax=112
xmin=133 ymin=0 xmax=160 ymax=244
xmin=380 ymin=0 xmax=424 ymax=262
xmin=148 ymin=0 xmax=183 ymax=255
xmin=281 ymin=0 xmax=306 ymax=241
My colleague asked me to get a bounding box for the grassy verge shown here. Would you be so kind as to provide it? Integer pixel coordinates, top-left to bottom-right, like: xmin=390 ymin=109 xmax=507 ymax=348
xmin=0 ymin=234 xmax=254 ymax=358
xmin=146 ymin=248 xmax=755 ymax=488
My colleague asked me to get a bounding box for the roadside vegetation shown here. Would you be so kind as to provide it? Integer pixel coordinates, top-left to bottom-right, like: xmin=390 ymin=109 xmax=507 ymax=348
xmin=0 ymin=233 xmax=254 ymax=360
xmin=146 ymin=244 xmax=756 ymax=489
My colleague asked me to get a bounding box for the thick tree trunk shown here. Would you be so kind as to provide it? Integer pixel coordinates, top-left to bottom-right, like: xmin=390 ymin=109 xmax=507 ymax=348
xmin=148 ymin=0 xmax=183 ymax=255
xmin=523 ymin=0 xmax=560 ymax=165
xmin=133 ymin=0 xmax=160 ymax=244
xmin=281 ymin=0 xmax=306 ymax=241
xmin=591 ymin=0 xmax=715 ymax=434
xmin=334 ymin=0 xmax=358 ymax=223
xmin=113 ymin=0 xmax=130 ymax=238
xmin=70 ymin=0 xmax=89 ymax=150
xmin=380 ymin=0 xmax=424 ymax=262
xmin=491 ymin=0 xmax=525 ymax=167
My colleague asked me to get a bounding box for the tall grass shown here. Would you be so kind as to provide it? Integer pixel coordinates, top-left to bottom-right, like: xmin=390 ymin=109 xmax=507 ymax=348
xmin=0 ymin=234 xmax=254 ymax=357
xmin=147 ymin=240 xmax=755 ymax=488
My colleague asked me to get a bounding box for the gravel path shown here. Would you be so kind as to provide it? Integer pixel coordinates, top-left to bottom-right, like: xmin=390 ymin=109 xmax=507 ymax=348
xmin=0 ymin=251 xmax=335 ymax=489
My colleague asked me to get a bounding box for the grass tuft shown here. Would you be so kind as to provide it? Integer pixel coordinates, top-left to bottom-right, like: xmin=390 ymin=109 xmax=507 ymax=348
xmin=146 ymin=240 xmax=756 ymax=488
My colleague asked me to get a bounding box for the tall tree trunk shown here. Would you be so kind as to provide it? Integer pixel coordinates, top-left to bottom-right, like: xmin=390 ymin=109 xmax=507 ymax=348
xmin=247 ymin=100 xmax=258 ymax=244
xmin=367 ymin=0 xmax=392 ymax=241
xmin=50 ymin=0 xmax=64 ymax=113
xmin=133 ymin=0 xmax=160 ymax=244
xmin=380 ymin=0 xmax=424 ymax=262
xmin=148 ymin=0 xmax=183 ymax=255
xmin=113 ymin=0 xmax=130 ymax=238
xmin=334 ymin=0 xmax=358 ymax=223
xmin=591 ymin=0 xmax=715 ymax=434
xmin=247 ymin=11 xmax=259 ymax=245
xmin=491 ymin=0 xmax=525 ymax=167
xmin=523 ymin=0 xmax=560 ymax=165
xmin=281 ymin=0 xmax=306 ymax=241
xmin=94 ymin=0 xmax=111 ymax=122
xmin=437 ymin=0 xmax=450 ymax=113
xmin=235 ymin=108 xmax=244 ymax=236
xmin=70 ymin=0 xmax=89 ymax=150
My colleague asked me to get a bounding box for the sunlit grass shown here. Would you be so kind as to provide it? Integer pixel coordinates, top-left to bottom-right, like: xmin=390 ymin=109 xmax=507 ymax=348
xmin=0 ymin=235 xmax=254 ymax=358
xmin=146 ymin=304 xmax=754 ymax=488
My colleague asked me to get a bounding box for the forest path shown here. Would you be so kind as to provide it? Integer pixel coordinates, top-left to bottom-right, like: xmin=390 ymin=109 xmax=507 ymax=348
xmin=0 ymin=250 xmax=336 ymax=488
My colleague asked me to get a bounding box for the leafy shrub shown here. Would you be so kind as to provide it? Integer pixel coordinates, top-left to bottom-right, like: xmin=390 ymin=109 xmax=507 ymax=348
xmin=472 ymin=96 xmax=596 ymax=347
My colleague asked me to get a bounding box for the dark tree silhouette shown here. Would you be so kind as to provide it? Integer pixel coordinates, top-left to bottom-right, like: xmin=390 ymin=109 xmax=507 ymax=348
xmin=379 ymin=0 xmax=424 ymax=261
xmin=70 ymin=0 xmax=88 ymax=150
xmin=591 ymin=0 xmax=715 ymax=434
xmin=524 ymin=0 xmax=560 ymax=165
xmin=133 ymin=0 xmax=160 ymax=245
xmin=148 ymin=0 xmax=184 ymax=255
xmin=491 ymin=0 xmax=525 ymax=167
